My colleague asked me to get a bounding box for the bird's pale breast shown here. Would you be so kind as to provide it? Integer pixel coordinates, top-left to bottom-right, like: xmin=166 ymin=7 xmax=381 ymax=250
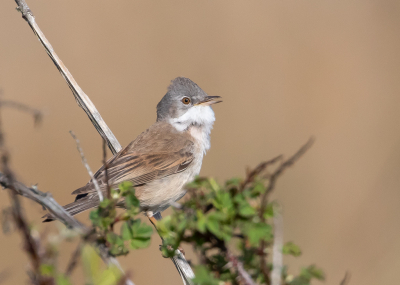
xmin=138 ymin=124 xmax=209 ymax=214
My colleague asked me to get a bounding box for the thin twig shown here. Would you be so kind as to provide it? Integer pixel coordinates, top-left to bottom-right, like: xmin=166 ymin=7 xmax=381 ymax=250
xmin=0 ymin=100 xmax=42 ymax=126
xmin=8 ymin=189 xmax=51 ymax=285
xmin=259 ymin=137 xmax=315 ymax=220
xmin=14 ymin=0 xmax=121 ymax=155
xmin=70 ymin=131 xmax=103 ymax=202
xmin=240 ymin=155 xmax=282 ymax=191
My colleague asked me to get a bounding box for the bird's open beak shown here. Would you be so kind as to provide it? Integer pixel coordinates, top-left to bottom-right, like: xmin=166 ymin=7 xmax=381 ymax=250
xmin=195 ymin=96 xmax=222 ymax=106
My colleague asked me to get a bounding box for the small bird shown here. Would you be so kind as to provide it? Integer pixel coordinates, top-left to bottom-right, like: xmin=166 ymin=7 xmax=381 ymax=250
xmin=43 ymin=77 xmax=221 ymax=222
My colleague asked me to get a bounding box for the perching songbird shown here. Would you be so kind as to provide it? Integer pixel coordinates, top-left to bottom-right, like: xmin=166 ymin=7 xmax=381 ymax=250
xmin=43 ymin=77 xmax=221 ymax=222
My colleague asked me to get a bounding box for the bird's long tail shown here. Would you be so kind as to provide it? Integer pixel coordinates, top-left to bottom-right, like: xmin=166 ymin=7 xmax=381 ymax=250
xmin=42 ymin=194 xmax=99 ymax=222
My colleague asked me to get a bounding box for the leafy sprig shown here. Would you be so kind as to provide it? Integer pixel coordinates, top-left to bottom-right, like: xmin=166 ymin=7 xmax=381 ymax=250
xmin=89 ymin=181 xmax=153 ymax=256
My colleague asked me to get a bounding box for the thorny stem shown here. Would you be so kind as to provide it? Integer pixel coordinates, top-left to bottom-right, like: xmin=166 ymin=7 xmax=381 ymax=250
xmin=70 ymin=131 xmax=103 ymax=202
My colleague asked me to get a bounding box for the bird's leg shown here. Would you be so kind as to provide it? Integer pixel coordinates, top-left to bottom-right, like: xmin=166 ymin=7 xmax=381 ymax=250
xmin=146 ymin=211 xmax=159 ymax=232
xmin=148 ymin=216 xmax=158 ymax=228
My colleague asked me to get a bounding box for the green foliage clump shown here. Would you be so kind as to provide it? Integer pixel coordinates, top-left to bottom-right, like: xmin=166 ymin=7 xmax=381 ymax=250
xmin=157 ymin=159 xmax=324 ymax=285
xmin=89 ymin=181 xmax=153 ymax=256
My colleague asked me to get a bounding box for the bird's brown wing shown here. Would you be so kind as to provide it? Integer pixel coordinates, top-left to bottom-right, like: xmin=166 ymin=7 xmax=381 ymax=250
xmin=72 ymin=122 xmax=195 ymax=196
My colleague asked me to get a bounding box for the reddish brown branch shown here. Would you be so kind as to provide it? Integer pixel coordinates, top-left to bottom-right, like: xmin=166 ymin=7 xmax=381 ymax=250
xmin=259 ymin=137 xmax=315 ymax=221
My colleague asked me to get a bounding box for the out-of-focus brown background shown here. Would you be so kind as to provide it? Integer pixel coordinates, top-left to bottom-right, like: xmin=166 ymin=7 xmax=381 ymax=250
xmin=0 ymin=0 xmax=399 ymax=284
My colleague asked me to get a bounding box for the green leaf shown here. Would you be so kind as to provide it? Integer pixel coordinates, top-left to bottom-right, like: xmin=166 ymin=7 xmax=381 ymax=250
xmin=109 ymin=244 xmax=129 ymax=256
xmin=206 ymin=213 xmax=221 ymax=237
xmin=264 ymin=203 xmax=275 ymax=219
xmin=282 ymin=241 xmax=302 ymax=257
xmin=221 ymin=224 xmax=233 ymax=242
xmin=106 ymin=232 xmax=124 ymax=246
xmin=125 ymin=193 xmax=140 ymax=209
xmin=247 ymin=223 xmax=272 ymax=246
xmin=99 ymin=198 xmax=111 ymax=209
xmin=135 ymin=223 xmax=153 ymax=238
xmin=119 ymin=181 xmax=134 ymax=194
xmin=121 ymin=221 xmax=133 ymax=240
xmin=196 ymin=210 xmax=207 ymax=233
xmin=89 ymin=209 xmax=100 ymax=225
xmin=40 ymin=264 xmax=55 ymax=277
xmin=156 ymin=216 xmax=171 ymax=238
xmin=225 ymin=177 xmax=242 ymax=187
xmin=130 ymin=238 xmax=151 ymax=249
xmin=300 ymin=265 xmax=325 ymax=281
xmin=213 ymin=191 xmax=233 ymax=211
xmin=238 ymin=200 xmax=256 ymax=217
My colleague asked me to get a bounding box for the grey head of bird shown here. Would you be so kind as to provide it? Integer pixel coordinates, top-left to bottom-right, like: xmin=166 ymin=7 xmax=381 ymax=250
xmin=156 ymin=77 xmax=222 ymax=132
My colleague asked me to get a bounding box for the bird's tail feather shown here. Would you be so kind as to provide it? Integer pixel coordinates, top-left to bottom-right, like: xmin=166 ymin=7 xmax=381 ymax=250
xmin=42 ymin=195 xmax=99 ymax=222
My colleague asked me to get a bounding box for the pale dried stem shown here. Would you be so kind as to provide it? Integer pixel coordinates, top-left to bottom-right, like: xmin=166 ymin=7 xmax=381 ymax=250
xmin=14 ymin=0 xmax=193 ymax=283
xmin=69 ymin=131 xmax=103 ymax=202
xmin=14 ymin=0 xmax=121 ymax=155
xmin=271 ymin=207 xmax=283 ymax=285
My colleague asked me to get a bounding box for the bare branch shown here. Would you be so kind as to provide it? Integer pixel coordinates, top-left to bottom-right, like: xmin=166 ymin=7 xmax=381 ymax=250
xmin=14 ymin=0 xmax=121 ymax=155
xmin=7 ymin=188 xmax=47 ymax=284
xmin=259 ymin=137 xmax=315 ymax=219
xmin=0 ymin=173 xmax=86 ymax=232
xmin=240 ymin=155 xmax=283 ymax=191
xmin=0 ymin=172 xmax=134 ymax=284
xmin=69 ymin=131 xmax=103 ymax=202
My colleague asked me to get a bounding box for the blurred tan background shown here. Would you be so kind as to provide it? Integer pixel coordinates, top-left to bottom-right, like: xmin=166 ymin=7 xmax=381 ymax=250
xmin=0 ymin=0 xmax=399 ymax=284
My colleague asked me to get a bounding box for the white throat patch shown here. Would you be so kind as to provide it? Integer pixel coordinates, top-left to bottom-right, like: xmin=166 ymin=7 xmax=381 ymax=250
xmin=169 ymin=105 xmax=215 ymax=153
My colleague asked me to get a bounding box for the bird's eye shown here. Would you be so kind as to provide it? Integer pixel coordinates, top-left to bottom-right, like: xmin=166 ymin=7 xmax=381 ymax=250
xmin=182 ymin=97 xmax=191 ymax=105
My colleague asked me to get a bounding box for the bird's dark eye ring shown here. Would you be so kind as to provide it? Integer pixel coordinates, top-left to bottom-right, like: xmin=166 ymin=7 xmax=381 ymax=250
xmin=182 ymin=97 xmax=191 ymax=105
